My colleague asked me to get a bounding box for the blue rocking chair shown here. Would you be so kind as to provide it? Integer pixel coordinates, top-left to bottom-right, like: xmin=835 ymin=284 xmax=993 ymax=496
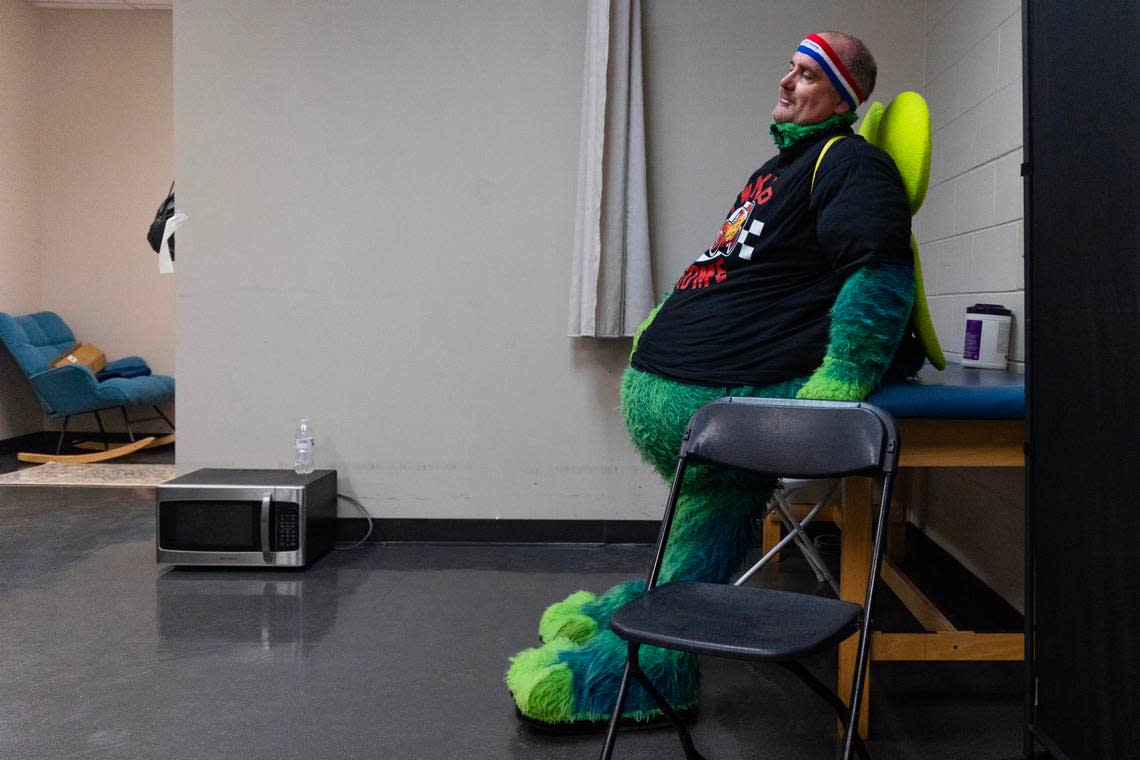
xmin=0 ymin=311 xmax=175 ymax=463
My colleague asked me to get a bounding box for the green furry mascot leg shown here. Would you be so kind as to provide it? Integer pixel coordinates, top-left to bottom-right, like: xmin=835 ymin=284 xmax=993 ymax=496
xmin=508 ymin=368 xmax=803 ymax=725
xmin=507 ymin=263 xmax=914 ymax=727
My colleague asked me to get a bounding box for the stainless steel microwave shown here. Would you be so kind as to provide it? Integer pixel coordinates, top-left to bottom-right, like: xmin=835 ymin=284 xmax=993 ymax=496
xmin=156 ymin=469 xmax=337 ymax=567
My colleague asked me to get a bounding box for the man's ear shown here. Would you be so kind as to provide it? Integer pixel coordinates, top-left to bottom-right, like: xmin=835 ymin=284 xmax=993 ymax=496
xmin=834 ymin=99 xmax=851 ymax=115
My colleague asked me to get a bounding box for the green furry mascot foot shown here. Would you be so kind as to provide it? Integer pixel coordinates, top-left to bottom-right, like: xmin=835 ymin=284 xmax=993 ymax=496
xmin=508 ymin=629 xmax=699 ymax=728
xmin=538 ymin=580 xmax=648 ymax=646
xmin=538 ymin=590 xmax=598 ymax=645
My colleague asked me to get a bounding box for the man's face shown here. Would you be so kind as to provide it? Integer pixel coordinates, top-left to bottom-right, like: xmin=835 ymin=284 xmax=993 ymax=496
xmin=772 ymin=49 xmax=849 ymax=125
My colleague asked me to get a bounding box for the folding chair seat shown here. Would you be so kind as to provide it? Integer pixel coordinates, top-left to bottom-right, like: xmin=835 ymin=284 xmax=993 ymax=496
xmin=599 ymin=397 xmax=900 ymax=760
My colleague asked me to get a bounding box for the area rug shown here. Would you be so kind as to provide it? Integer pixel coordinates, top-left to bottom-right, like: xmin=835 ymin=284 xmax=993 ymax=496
xmin=0 ymin=463 xmax=175 ymax=487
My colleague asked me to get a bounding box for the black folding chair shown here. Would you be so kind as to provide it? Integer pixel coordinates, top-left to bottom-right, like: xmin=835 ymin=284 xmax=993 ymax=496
xmin=599 ymin=397 xmax=900 ymax=760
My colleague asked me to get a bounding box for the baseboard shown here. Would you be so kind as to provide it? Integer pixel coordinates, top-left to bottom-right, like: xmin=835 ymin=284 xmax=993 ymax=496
xmin=335 ymin=517 xmax=659 ymax=545
xmin=0 ymin=430 xmax=169 ymax=454
xmin=46 ymin=430 xmax=169 ymax=440
xmin=0 ymin=432 xmax=47 ymax=456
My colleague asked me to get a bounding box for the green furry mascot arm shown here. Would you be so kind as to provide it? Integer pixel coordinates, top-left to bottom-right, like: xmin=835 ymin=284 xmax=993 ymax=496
xmin=795 ymin=262 xmax=914 ymax=400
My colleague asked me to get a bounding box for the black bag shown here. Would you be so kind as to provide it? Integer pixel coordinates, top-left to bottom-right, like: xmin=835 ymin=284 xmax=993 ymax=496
xmin=883 ymin=320 xmax=927 ymax=382
xmin=147 ymin=181 xmax=175 ymax=259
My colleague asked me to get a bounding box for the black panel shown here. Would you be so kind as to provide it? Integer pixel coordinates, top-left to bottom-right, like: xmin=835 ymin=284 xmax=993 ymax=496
xmin=1026 ymin=1 xmax=1140 ymax=758
xmin=1029 ymin=318 xmax=1140 ymax=758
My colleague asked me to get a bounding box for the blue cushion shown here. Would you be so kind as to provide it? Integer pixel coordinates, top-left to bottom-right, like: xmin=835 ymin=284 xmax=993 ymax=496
xmin=868 ymin=362 xmax=1025 ymax=419
xmin=96 ymin=374 xmax=175 ymax=408
xmin=0 ymin=311 xmax=77 ymax=375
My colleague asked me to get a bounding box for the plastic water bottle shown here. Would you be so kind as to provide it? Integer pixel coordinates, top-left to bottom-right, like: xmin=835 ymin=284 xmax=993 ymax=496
xmin=294 ymin=418 xmax=315 ymax=474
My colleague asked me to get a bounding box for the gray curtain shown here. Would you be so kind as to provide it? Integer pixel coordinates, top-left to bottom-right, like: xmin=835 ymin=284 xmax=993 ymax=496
xmin=567 ymin=0 xmax=654 ymax=338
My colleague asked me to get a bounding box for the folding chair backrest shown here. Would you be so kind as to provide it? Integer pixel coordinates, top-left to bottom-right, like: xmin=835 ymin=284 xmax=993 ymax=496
xmin=680 ymin=397 xmax=899 ymax=479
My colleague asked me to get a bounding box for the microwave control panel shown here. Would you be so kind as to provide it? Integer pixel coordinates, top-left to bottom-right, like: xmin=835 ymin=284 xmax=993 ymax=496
xmin=276 ymin=504 xmax=300 ymax=551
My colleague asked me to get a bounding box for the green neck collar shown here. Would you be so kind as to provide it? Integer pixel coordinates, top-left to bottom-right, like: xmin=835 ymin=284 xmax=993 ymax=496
xmin=769 ymin=112 xmax=858 ymax=150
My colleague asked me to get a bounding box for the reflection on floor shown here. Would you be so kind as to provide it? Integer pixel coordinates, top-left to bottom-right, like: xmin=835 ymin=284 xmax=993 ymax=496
xmin=0 ymin=480 xmax=1025 ymax=760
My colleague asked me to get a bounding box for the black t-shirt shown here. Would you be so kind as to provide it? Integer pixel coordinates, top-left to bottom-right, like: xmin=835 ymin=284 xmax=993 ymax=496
xmin=631 ymin=127 xmax=913 ymax=387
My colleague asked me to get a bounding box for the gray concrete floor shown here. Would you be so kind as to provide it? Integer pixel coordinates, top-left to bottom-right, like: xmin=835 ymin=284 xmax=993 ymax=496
xmin=0 ymin=479 xmax=1025 ymax=760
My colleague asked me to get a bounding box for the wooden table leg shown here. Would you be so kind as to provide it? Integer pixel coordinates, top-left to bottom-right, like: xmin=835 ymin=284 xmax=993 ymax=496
xmin=887 ymin=469 xmax=911 ymax=564
xmin=839 ymin=475 xmax=873 ymax=738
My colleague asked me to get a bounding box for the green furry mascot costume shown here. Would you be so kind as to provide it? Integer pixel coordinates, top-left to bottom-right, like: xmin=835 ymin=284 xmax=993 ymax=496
xmin=508 ymin=31 xmax=931 ymax=730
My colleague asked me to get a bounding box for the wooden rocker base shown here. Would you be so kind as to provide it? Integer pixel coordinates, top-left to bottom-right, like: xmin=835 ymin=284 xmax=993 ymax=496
xmin=17 ymin=436 xmax=157 ymax=464
xmin=72 ymin=433 xmax=175 ymax=452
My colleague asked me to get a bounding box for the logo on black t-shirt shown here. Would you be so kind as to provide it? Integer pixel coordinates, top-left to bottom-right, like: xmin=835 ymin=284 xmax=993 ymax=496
xmin=698 ymin=201 xmax=754 ymax=262
xmin=674 ymin=170 xmax=782 ymax=291
xmin=675 ymin=200 xmax=769 ymax=291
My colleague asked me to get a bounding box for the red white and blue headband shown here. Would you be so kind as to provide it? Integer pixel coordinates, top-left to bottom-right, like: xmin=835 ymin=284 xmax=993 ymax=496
xmin=796 ymin=33 xmax=865 ymax=111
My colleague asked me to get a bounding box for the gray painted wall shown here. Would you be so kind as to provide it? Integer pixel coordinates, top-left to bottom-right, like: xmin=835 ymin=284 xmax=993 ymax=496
xmin=173 ymin=1 xmax=925 ymax=521
xmin=174 ymin=0 xmax=653 ymax=519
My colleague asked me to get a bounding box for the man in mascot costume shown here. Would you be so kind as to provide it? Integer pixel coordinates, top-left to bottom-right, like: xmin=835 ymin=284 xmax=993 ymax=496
xmin=508 ymin=30 xmax=922 ymax=730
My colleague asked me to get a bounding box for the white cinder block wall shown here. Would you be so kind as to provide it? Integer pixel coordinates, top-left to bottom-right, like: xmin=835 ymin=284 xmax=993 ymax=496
xmin=919 ymin=0 xmax=1024 ymax=366
xmin=912 ymin=0 xmax=1026 ymax=611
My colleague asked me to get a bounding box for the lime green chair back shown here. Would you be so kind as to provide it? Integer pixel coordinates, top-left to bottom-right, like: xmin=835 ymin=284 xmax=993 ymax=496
xmin=858 ymin=92 xmax=945 ymax=370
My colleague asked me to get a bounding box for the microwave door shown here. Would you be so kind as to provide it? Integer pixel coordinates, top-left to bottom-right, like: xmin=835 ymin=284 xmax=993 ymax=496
xmin=157 ymin=487 xmax=276 ymax=564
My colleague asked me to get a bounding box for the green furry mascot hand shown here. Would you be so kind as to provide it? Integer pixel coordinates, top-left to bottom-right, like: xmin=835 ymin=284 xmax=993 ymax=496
xmin=796 ymin=263 xmax=914 ymax=400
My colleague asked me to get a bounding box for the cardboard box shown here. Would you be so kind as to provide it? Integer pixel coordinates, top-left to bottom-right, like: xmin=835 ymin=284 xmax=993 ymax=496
xmin=51 ymin=342 xmax=107 ymax=374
